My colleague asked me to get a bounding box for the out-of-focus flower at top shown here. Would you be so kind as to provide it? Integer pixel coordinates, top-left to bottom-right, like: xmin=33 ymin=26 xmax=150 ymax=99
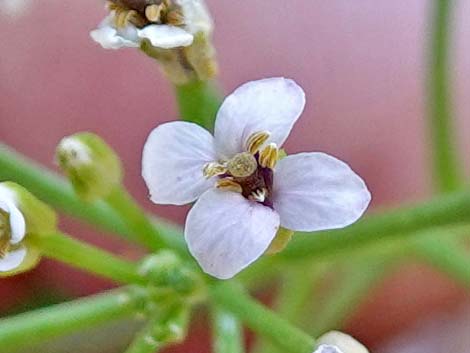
xmin=0 ymin=182 xmax=57 ymax=276
xmin=142 ymin=78 xmax=371 ymax=279
xmin=314 ymin=331 xmax=369 ymax=353
xmin=90 ymin=0 xmax=216 ymax=84
xmin=0 ymin=0 xmax=31 ymax=18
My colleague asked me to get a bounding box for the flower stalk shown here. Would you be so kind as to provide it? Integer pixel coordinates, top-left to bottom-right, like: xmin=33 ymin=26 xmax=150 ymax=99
xmin=0 ymin=287 xmax=150 ymax=351
xmin=212 ymin=306 xmax=245 ymax=353
xmin=105 ymin=186 xmax=166 ymax=251
xmin=174 ymin=79 xmax=222 ymax=130
xmin=427 ymin=0 xmax=461 ymax=192
xmin=210 ymin=282 xmax=315 ymax=353
xmin=31 ymin=232 xmax=144 ymax=285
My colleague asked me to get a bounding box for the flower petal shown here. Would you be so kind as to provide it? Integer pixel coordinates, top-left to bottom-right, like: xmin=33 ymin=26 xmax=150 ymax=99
xmin=142 ymin=121 xmax=216 ymax=205
xmin=273 ymin=153 xmax=371 ymax=232
xmin=90 ymin=14 xmax=140 ymax=49
xmin=0 ymin=246 xmax=26 ymax=272
xmin=185 ymin=189 xmax=280 ymax=279
xmin=214 ymin=78 xmax=305 ymax=158
xmin=317 ymin=331 xmax=369 ymax=353
xmin=176 ymin=0 xmax=213 ymax=34
xmin=313 ymin=345 xmax=343 ymax=353
xmin=0 ymin=186 xmax=26 ymax=243
xmin=137 ymin=25 xmax=194 ymax=49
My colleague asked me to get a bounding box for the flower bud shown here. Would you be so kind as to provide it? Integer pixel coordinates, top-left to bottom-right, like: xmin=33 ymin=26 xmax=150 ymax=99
xmin=56 ymin=132 xmax=123 ymax=201
xmin=138 ymin=251 xmax=204 ymax=301
xmin=315 ymin=331 xmax=369 ymax=353
xmin=0 ymin=182 xmax=57 ymax=276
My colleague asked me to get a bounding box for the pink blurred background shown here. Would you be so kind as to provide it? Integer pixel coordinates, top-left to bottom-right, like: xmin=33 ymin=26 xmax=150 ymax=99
xmin=1 ymin=0 xmax=470 ymax=351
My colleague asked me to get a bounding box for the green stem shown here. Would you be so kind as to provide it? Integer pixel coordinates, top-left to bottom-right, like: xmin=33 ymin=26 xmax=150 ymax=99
xmin=427 ymin=0 xmax=461 ymax=191
xmin=212 ymin=306 xmax=245 ymax=353
xmin=253 ymin=265 xmax=327 ymax=353
xmin=309 ymin=258 xmax=391 ymax=337
xmin=32 ymin=232 xmax=144 ymax=285
xmin=282 ymin=190 xmax=470 ymax=260
xmin=106 ymin=187 xmax=165 ymax=251
xmin=412 ymin=232 xmax=470 ymax=286
xmin=0 ymin=144 xmax=187 ymax=254
xmin=175 ymin=80 xmax=222 ymax=131
xmin=211 ymin=282 xmax=315 ymax=353
xmin=0 ymin=287 xmax=148 ymax=351
xmin=124 ymin=317 xmax=164 ymax=353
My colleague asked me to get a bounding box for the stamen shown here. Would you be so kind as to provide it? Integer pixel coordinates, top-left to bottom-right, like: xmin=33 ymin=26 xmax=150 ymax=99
xmin=166 ymin=9 xmax=185 ymax=26
xmin=0 ymin=210 xmax=11 ymax=259
xmin=203 ymin=162 xmax=227 ymax=179
xmin=227 ymin=152 xmax=257 ymax=177
xmin=109 ymin=2 xmax=146 ymax=28
xmin=249 ymin=188 xmax=267 ymax=203
xmin=259 ymin=143 xmax=279 ymax=169
xmin=145 ymin=4 xmax=164 ymax=22
xmin=216 ymin=179 xmax=243 ymax=193
xmin=246 ymin=131 xmax=270 ymax=154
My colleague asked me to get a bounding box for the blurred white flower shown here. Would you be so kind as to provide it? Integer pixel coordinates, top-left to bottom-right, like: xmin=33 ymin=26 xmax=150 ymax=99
xmin=142 ymin=78 xmax=371 ymax=279
xmin=313 ymin=345 xmax=343 ymax=353
xmin=0 ymin=184 xmax=27 ymax=272
xmin=316 ymin=331 xmax=369 ymax=353
xmin=0 ymin=0 xmax=31 ymax=18
xmin=90 ymin=0 xmax=212 ymax=50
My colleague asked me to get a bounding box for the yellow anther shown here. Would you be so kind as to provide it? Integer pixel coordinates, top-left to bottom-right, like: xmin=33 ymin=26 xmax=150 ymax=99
xmin=246 ymin=131 xmax=270 ymax=154
xmin=216 ymin=179 xmax=243 ymax=193
xmin=259 ymin=143 xmax=279 ymax=169
xmin=107 ymin=1 xmax=119 ymax=11
xmin=227 ymin=152 xmax=257 ymax=178
xmin=145 ymin=4 xmax=164 ymax=22
xmin=114 ymin=9 xmax=129 ymax=28
xmin=203 ymin=162 xmax=227 ymax=179
xmin=166 ymin=9 xmax=185 ymax=26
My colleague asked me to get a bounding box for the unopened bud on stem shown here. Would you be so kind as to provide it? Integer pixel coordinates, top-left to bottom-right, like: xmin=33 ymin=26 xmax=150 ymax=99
xmin=56 ymin=132 xmax=123 ymax=202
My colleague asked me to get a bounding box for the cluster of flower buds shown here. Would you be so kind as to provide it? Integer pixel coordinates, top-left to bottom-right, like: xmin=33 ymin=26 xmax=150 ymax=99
xmin=56 ymin=132 xmax=123 ymax=202
xmin=0 ymin=182 xmax=57 ymax=276
xmin=90 ymin=0 xmax=217 ymax=84
xmin=138 ymin=251 xmax=205 ymax=303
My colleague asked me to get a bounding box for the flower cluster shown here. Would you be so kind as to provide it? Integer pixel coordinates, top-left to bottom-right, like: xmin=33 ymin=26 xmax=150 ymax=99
xmin=142 ymin=77 xmax=371 ymax=279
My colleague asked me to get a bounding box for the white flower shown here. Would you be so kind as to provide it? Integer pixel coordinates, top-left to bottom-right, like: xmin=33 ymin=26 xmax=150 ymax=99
xmin=313 ymin=345 xmax=343 ymax=353
xmin=0 ymin=184 xmax=27 ymax=272
xmin=0 ymin=0 xmax=31 ymax=18
xmin=315 ymin=331 xmax=369 ymax=353
xmin=142 ymin=77 xmax=371 ymax=279
xmin=90 ymin=0 xmax=212 ymax=50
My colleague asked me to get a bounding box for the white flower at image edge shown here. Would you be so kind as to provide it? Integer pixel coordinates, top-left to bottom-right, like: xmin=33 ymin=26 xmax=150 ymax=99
xmin=0 ymin=0 xmax=31 ymax=18
xmin=90 ymin=0 xmax=212 ymax=50
xmin=0 ymin=185 xmax=27 ymax=272
xmin=313 ymin=345 xmax=343 ymax=353
xmin=142 ymin=77 xmax=371 ymax=279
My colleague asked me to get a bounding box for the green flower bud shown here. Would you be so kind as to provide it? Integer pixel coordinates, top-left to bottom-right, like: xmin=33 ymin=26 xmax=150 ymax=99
xmin=138 ymin=251 xmax=205 ymax=302
xmin=0 ymin=182 xmax=57 ymax=276
xmin=56 ymin=132 xmax=123 ymax=201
